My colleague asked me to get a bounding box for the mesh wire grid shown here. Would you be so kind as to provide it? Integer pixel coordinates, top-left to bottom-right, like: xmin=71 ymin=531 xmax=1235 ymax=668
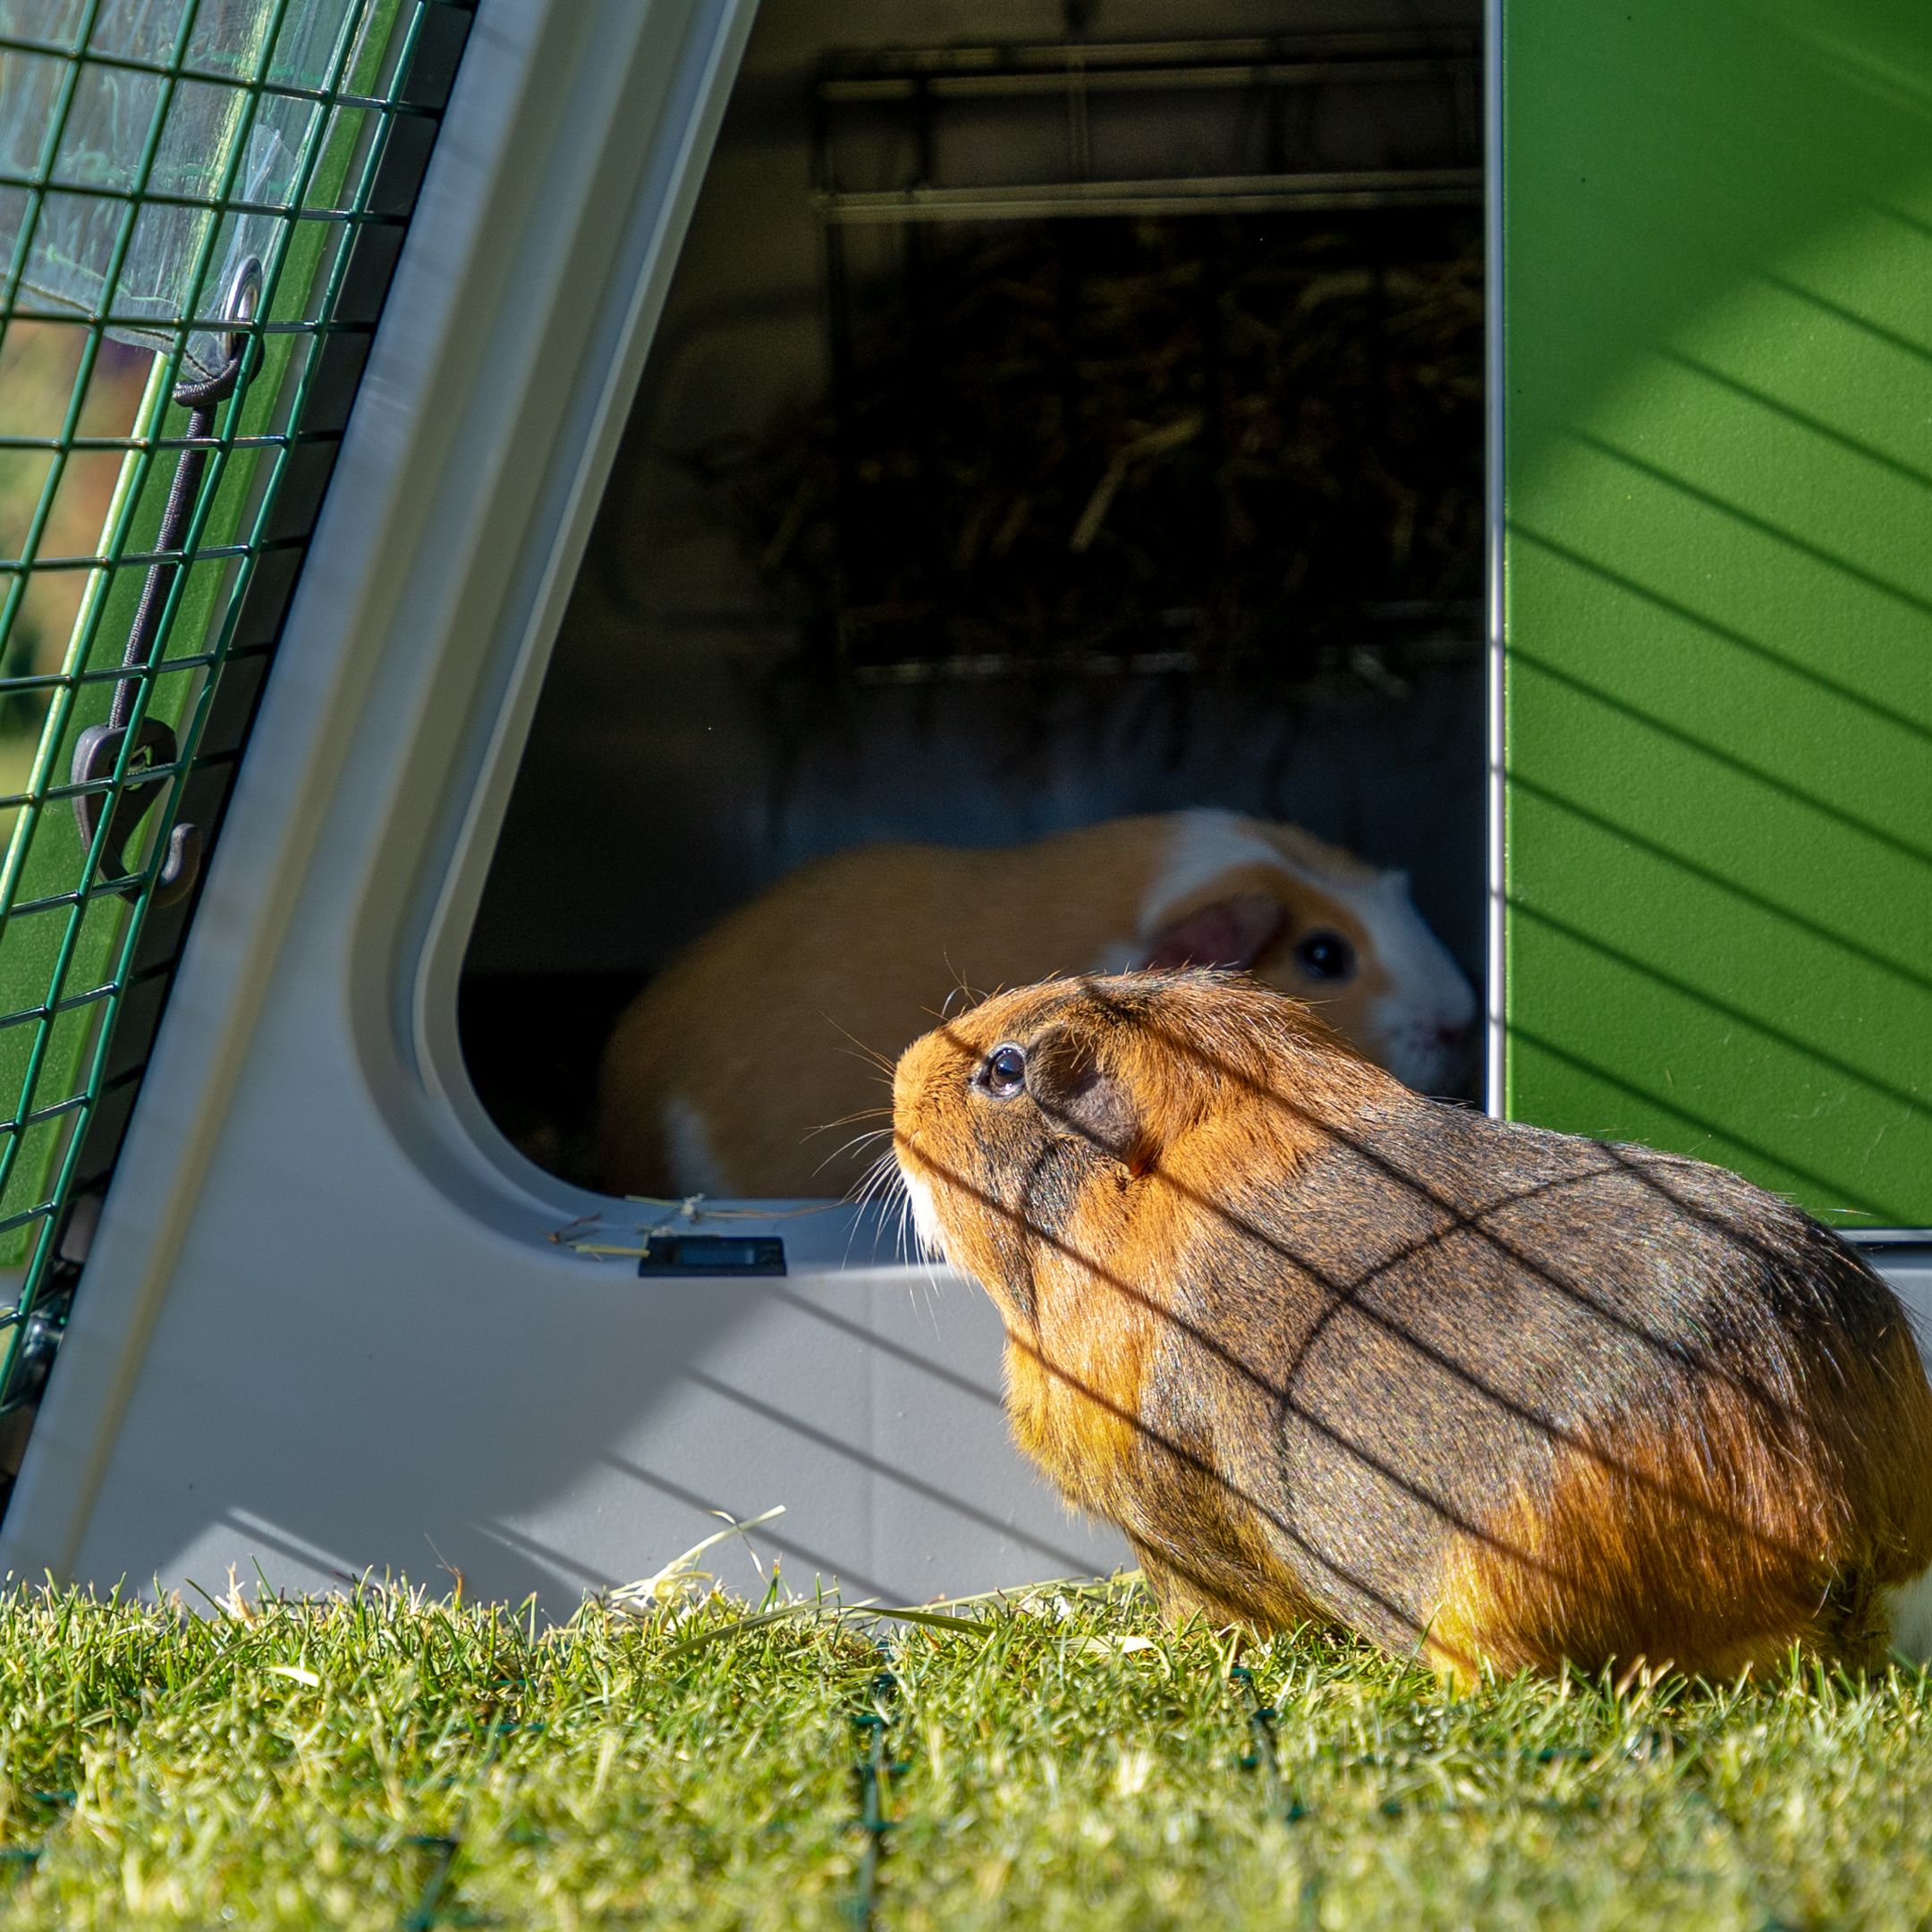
xmin=0 ymin=0 xmax=470 ymax=1458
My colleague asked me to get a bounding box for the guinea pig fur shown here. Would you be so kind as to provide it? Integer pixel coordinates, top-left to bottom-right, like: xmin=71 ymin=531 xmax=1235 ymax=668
xmin=890 ymin=970 xmax=1932 ymax=1686
xmin=599 ymin=809 xmax=1473 ymax=1200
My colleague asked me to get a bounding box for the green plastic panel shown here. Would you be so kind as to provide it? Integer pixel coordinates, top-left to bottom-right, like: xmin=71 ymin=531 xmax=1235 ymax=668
xmin=1500 ymin=0 xmax=1932 ymax=1226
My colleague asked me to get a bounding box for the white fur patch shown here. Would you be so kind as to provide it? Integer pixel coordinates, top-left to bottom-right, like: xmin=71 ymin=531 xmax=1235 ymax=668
xmin=662 ymin=1095 xmax=732 ymax=1198
xmin=898 ymin=1160 xmax=948 ymax=1263
xmin=1326 ymin=869 xmax=1478 ymax=1092
xmin=1136 ymin=810 xmax=1476 ymax=1090
xmin=1885 ymin=1562 xmax=1932 ymax=1665
xmin=1139 ymin=809 xmax=1286 ymax=936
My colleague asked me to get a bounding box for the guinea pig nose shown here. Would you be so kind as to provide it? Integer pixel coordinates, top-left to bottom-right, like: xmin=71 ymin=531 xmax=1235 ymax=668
xmin=977 ymin=1043 xmax=1027 ymax=1099
xmin=1293 ymin=930 xmax=1356 ymax=981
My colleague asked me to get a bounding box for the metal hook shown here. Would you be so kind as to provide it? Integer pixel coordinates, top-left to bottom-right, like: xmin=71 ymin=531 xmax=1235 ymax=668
xmin=71 ymin=718 xmax=203 ymax=907
xmin=72 ymin=255 xmax=260 ymax=909
xmin=220 ymin=253 xmax=262 ymax=370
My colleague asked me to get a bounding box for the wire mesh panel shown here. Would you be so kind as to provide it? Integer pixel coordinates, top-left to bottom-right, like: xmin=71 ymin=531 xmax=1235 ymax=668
xmin=707 ymin=31 xmax=1485 ymax=707
xmin=0 ymin=0 xmax=471 ymax=1485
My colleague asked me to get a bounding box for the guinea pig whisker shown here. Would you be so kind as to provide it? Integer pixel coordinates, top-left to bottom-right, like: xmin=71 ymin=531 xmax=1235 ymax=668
xmin=845 ymin=1148 xmax=894 ymax=1211
xmin=928 ymin=977 xmax=997 ymax=1027
xmin=826 ymin=1128 xmax=892 ymax=1190
xmin=821 ymin=1017 xmax=899 ymax=1079
xmin=853 ymin=1140 xmax=902 ymax=1200
xmin=843 ymin=1146 xmax=912 ymax=1267
xmin=852 ymin=1143 xmax=922 ymax=1271
xmin=937 ymin=953 xmax=985 ymax=1022
xmin=819 ymin=1148 xmax=872 ymax=1184
xmin=841 ymin=1174 xmax=888 ymax=1258
xmin=819 ymin=1128 xmax=894 ymax=1182
xmin=804 ymin=1107 xmax=894 ymax=1140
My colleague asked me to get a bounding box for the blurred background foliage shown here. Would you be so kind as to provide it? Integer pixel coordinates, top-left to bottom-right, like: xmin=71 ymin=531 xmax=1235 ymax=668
xmin=0 ymin=323 xmax=149 ymax=808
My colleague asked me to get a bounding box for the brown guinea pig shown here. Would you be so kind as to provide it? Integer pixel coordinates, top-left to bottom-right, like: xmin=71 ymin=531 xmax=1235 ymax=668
xmin=598 ymin=810 xmax=1473 ymax=1200
xmin=890 ymin=970 xmax=1932 ymax=1684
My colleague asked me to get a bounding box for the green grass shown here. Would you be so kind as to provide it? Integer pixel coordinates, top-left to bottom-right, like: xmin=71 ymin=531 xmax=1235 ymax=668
xmin=0 ymin=1571 xmax=1929 ymax=1929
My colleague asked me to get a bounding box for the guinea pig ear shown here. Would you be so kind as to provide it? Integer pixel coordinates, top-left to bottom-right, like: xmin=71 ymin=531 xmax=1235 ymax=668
xmin=1142 ymin=891 xmax=1285 ymax=972
xmin=1027 ymin=1027 xmax=1145 ymax=1170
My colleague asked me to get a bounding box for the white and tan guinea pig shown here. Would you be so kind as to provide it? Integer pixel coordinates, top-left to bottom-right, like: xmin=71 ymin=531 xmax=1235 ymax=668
xmin=597 ymin=809 xmax=1475 ymax=1199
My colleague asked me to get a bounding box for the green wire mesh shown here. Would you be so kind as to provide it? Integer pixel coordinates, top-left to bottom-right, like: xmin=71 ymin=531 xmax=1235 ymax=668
xmin=0 ymin=0 xmax=469 ymax=1444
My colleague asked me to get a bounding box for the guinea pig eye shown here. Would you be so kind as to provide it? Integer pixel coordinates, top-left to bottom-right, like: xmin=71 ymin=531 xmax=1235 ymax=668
xmin=1294 ymin=930 xmax=1357 ymax=981
xmin=978 ymin=1043 xmax=1027 ymax=1099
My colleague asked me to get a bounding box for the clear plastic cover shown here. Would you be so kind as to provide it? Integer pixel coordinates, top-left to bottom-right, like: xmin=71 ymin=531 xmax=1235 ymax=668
xmin=0 ymin=0 xmax=359 ymax=377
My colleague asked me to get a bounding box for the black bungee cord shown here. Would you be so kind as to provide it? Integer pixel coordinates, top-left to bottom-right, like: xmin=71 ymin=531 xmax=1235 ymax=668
xmin=71 ymin=254 xmax=261 ymax=909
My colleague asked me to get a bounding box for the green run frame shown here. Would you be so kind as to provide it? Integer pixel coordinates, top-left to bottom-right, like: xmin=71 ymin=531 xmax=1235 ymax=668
xmin=0 ymin=0 xmax=470 ymax=1440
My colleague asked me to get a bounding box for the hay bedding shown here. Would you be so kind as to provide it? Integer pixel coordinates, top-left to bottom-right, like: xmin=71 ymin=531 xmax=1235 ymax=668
xmin=691 ymin=211 xmax=1484 ymax=701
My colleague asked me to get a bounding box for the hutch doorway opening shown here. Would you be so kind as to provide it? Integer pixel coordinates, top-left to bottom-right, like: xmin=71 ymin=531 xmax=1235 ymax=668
xmin=460 ymin=0 xmax=1487 ymax=1202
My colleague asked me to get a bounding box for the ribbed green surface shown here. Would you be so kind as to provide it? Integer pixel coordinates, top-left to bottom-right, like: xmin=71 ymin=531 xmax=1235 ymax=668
xmin=1501 ymin=0 xmax=1932 ymax=1225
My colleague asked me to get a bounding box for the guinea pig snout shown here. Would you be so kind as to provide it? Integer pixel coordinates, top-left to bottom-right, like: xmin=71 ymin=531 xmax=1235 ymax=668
xmin=890 ymin=1030 xmax=976 ymax=1260
xmin=1377 ymin=1010 xmax=1477 ymax=1093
